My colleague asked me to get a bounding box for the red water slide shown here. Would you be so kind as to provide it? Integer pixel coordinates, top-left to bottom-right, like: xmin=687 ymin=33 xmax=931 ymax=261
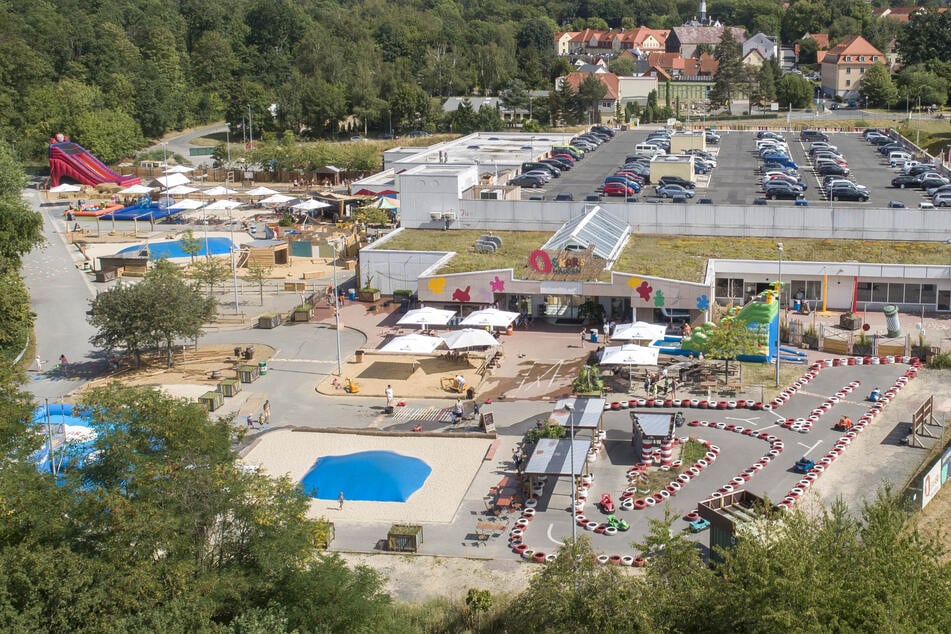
xmin=48 ymin=142 xmax=140 ymax=187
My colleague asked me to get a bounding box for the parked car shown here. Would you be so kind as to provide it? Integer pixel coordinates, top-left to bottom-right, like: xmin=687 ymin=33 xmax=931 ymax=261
xmin=508 ymin=174 xmax=545 ymax=188
xmin=887 ymin=200 xmax=907 ymax=208
xmin=705 ymin=131 xmax=720 ymax=144
xmin=906 ymin=164 xmax=933 ymax=177
xmin=891 ymin=174 xmax=919 ymax=188
xmin=800 ymin=130 xmax=829 ymax=142
xmin=604 ymin=176 xmax=642 ymax=192
xmin=591 ymin=125 xmax=615 ymax=138
xmin=603 ymin=182 xmax=637 ymax=197
xmin=764 ymin=175 xmax=806 ymax=190
xmin=583 ymin=193 xmax=602 ymax=201
xmin=928 ymin=184 xmax=951 ymax=198
xmin=522 ymin=161 xmax=560 ymax=177
xmin=918 ymin=175 xmax=950 ymax=189
xmin=828 ymin=182 xmax=870 ymax=202
xmin=658 ymin=175 xmax=696 ymax=189
xmin=931 ymin=192 xmax=951 ymax=207
xmin=553 ymin=192 xmax=574 ymax=201
xmin=817 ymin=163 xmax=849 ymax=176
xmin=809 ymin=142 xmax=838 ymax=154
xmin=540 ymin=158 xmax=571 ymax=171
xmin=656 ymin=184 xmax=695 ymax=199
xmin=764 ymin=181 xmax=806 ymax=200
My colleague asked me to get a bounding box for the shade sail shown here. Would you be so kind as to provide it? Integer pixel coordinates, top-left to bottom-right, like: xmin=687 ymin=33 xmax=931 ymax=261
xmin=610 ymin=322 xmax=667 ymax=342
xmin=379 ymin=334 xmax=446 ymax=354
xmin=204 ymin=199 xmax=243 ymax=210
xmin=523 ymin=438 xmax=591 ymax=476
xmin=165 ymin=184 xmax=199 ymax=195
xmin=152 ymin=173 xmax=191 ymax=188
xmin=439 ymin=328 xmax=499 ymax=349
xmin=599 ymin=344 xmax=659 ymax=366
xmin=548 ymin=397 xmax=606 ymax=430
xmin=397 ymin=307 xmax=457 ymax=327
xmin=460 ymin=308 xmax=520 ymax=329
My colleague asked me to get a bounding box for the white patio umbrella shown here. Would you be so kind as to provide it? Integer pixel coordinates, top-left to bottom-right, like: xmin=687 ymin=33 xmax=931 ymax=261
xmin=165 ymin=184 xmax=199 ymax=196
xmin=167 ymin=198 xmax=206 ymax=210
xmin=259 ymin=193 xmax=295 ymax=205
xmin=610 ymin=322 xmax=668 ymax=342
xmin=460 ymin=308 xmax=520 ymax=329
xmin=440 ymin=328 xmax=499 ymax=350
xmin=599 ymin=344 xmax=659 ymax=367
xmin=203 ymin=199 xmax=243 ymax=211
xmin=152 ymin=173 xmax=191 ymax=188
xmin=246 ymin=186 xmax=279 ymax=197
xmin=292 ymin=198 xmax=332 ymax=210
xmin=397 ymin=306 xmax=457 ymax=328
xmin=49 ymin=183 xmax=81 ymax=193
xmin=118 ymin=184 xmax=155 ymax=195
xmin=379 ymin=334 xmax=446 ymax=354
xmin=165 ymin=165 xmax=195 ymax=174
xmin=202 ymin=186 xmax=240 ymax=197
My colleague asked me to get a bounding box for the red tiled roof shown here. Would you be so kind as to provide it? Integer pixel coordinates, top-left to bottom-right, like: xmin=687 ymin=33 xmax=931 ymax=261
xmin=562 ymin=72 xmax=619 ymax=99
xmin=804 ymin=33 xmax=830 ymax=49
xmin=822 ymin=35 xmax=884 ymax=65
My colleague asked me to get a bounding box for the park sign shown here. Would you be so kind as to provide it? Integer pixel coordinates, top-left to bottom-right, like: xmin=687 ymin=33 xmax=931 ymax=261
xmin=525 ymin=245 xmax=606 ymax=281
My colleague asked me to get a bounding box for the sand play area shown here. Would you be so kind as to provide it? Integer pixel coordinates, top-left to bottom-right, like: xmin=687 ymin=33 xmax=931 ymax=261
xmin=241 ymin=428 xmax=493 ymax=523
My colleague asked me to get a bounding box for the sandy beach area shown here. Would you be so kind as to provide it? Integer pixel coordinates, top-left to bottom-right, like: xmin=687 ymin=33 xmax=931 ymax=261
xmin=241 ymin=428 xmax=493 ymax=523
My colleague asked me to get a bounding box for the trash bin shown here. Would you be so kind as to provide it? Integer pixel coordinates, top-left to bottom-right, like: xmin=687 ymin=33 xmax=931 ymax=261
xmin=590 ymin=329 xmax=598 ymax=343
xmin=258 ymin=361 xmax=268 ymax=376
xmin=354 ymin=350 xmax=365 ymax=363
xmin=348 ymin=288 xmax=357 ymax=300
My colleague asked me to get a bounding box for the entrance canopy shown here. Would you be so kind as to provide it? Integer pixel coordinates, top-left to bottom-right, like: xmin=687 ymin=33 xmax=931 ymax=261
xmin=611 ymin=322 xmax=667 ymax=342
xmin=548 ymin=397 xmax=605 ymax=430
xmin=523 ymin=438 xmax=591 ymax=476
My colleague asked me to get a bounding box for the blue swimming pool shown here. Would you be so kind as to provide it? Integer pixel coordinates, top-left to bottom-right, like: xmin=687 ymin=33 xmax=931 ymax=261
xmin=300 ymin=450 xmax=432 ymax=502
xmin=117 ymin=236 xmax=233 ymax=260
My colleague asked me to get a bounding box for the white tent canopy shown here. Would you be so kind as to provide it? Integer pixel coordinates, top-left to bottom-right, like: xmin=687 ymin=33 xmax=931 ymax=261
xmin=379 ymin=334 xmax=446 ymax=354
xmin=204 ymin=199 xmax=243 ymax=211
xmin=246 ymin=186 xmax=279 ymax=197
xmin=118 ymin=184 xmax=155 ymax=195
xmin=397 ymin=307 xmax=457 ymax=327
xmin=202 ymin=186 xmax=240 ymax=197
xmin=611 ymin=322 xmax=668 ymax=342
xmin=165 ymin=165 xmax=195 ymax=174
xmin=165 ymin=184 xmax=199 ymax=195
xmin=440 ymin=328 xmax=499 ymax=349
xmin=152 ymin=173 xmax=191 ymax=188
xmin=259 ymin=193 xmax=295 ymax=205
xmin=292 ymin=198 xmax=332 ymax=210
xmin=598 ymin=344 xmax=659 ymax=367
xmin=49 ymin=184 xmax=82 ymax=193
xmin=460 ymin=308 xmax=520 ymax=329
xmin=168 ymin=198 xmax=206 ymax=210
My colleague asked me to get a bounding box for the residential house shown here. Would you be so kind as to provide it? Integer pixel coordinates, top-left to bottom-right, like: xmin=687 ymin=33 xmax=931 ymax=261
xmin=871 ymin=6 xmax=947 ymax=22
xmin=819 ymin=35 xmax=885 ymax=98
xmin=743 ymin=33 xmax=778 ymax=62
xmin=666 ymin=25 xmax=746 ymax=57
xmin=614 ymin=27 xmax=669 ymax=54
xmin=557 ymin=72 xmax=658 ymax=120
xmin=643 ymin=52 xmax=717 ymax=107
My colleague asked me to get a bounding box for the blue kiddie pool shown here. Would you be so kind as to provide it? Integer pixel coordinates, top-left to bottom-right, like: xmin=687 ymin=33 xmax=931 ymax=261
xmin=117 ymin=236 xmax=234 ymax=260
xmin=31 ymin=403 xmax=99 ymax=474
xmin=300 ymin=451 xmax=432 ymax=502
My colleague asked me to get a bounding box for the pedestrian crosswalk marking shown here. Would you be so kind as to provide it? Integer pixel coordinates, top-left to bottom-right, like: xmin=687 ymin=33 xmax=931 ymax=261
xmin=390 ymin=406 xmax=450 ymax=422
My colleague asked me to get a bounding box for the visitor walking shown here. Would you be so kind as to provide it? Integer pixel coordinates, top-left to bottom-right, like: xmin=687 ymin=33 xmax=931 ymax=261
xmin=58 ymin=354 xmax=68 ymax=375
xmin=247 ymin=414 xmax=255 ymax=429
xmin=338 ymin=491 xmax=345 ymax=510
xmin=384 ymin=384 xmax=394 ymax=407
xmin=34 ymin=355 xmax=43 ymax=371
xmin=262 ymin=400 xmax=271 ymax=425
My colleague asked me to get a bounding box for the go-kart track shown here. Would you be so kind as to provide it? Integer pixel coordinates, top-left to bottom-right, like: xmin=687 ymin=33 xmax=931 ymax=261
xmin=505 ymin=356 xmax=921 ymax=565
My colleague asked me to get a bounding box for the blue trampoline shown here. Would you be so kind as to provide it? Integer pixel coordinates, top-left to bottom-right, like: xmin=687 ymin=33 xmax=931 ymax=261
xmin=100 ymin=201 xmax=182 ymax=221
xmin=300 ymin=451 xmax=432 ymax=502
xmin=117 ymin=236 xmax=233 ymax=260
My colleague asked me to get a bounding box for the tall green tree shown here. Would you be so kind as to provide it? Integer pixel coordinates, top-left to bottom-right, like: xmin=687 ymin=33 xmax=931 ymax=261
xmin=777 ymin=73 xmax=815 ymax=108
xmin=577 ymin=75 xmax=608 ymax=125
xmin=860 ymin=62 xmax=899 ymax=108
xmin=710 ymin=29 xmax=745 ymax=109
xmin=702 ymin=314 xmax=765 ymax=378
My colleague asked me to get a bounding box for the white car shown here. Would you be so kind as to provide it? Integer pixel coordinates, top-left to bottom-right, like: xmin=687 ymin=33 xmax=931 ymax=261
xmin=902 ymin=161 xmax=922 ymax=174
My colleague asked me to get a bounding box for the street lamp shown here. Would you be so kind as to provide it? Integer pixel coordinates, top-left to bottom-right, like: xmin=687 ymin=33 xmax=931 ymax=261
xmin=229 ymin=211 xmax=239 ymax=315
xmin=330 ymin=239 xmax=343 ymax=376
xmin=916 ymin=94 xmax=922 ymax=147
xmin=775 ymin=242 xmax=783 ymax=387
xmin=565 ymin=402 xmax=577 ymax=548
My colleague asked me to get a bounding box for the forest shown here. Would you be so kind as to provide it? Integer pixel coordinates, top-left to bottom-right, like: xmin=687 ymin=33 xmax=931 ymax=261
xmin=1 ymin=0 xmax=948 ymax=166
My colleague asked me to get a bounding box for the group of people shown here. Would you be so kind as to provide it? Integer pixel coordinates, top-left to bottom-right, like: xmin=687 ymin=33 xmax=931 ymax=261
xmin=644 ymin=368 xmax=678 ymax=399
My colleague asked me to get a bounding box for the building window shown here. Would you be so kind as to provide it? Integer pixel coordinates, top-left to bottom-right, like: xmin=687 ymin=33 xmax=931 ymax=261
xmin=872 ymin=56 xmax=878 ymax=61
xmin=857 ymin=282 xmax=936 ymax=306
xmin=861 ymin=68 xmax=865 ymax=74
xmin=845 ymin=56 xmax=851 ymax=61
xmin=846 ymin=79 xmax=851 ymax=86
xmin=846 ymin=67 xmax=851 ymax=74
xmin=859 ymin=56 xmax=865 ymax=62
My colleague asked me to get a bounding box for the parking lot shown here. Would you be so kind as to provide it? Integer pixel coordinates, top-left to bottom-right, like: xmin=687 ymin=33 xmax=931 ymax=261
xmin=517 ymin=127 xmax=934 ymax=209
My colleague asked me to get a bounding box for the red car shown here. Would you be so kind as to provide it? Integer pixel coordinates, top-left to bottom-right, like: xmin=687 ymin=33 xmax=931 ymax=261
xmin=615 ymin=171 xmax=644 ymax=182
xmin=551 ymin=153 xmax=576 ymax=164
xmin=603 ymin=182 xmax=636 ymax=197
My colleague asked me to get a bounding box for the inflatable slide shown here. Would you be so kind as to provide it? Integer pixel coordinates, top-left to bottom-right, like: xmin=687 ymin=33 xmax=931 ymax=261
xmin=48 ymin=137 xmax=140 ymax=188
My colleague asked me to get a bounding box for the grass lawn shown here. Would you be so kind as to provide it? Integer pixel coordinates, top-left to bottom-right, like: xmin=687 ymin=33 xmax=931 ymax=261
xmin=381 ymin=230 xmax=951 ymax=282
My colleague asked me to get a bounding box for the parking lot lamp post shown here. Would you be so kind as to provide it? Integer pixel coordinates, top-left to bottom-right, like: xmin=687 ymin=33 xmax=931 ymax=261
xmin=775 ymin=242 xmax=783 ymax=387
xmin=330 ymin=239 xmax=343 ymax=376
xmin=565 ymin=402 xmax=578 ymax=589
xmin=916 ymin=95 xmax=922 ymax=147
